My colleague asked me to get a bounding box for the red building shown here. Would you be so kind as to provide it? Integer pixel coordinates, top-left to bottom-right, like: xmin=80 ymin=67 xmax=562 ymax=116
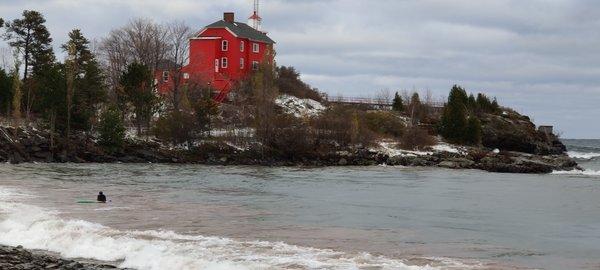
xmin=156 ymin=12 xmax=275 ymax=102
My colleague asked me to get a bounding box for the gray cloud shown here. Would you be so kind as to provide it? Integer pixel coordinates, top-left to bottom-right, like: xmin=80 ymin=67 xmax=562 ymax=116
xmin=1 ymin=0 xmax=598 ymax=138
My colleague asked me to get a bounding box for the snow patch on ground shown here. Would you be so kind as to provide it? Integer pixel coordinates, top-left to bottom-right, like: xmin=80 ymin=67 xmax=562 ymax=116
xmin=374 ymin=141 xmax=466 ymax=157
xmin=431 ymin=143 xmax=466 ymax=154
xmin=275 ymin=94 xmax=325 ymax=117
xmin=375 ymin=141 xmax=432 ymax=157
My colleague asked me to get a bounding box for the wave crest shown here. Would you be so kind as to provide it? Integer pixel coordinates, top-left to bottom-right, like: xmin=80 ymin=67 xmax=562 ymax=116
xmin=0 ymin=192 xmax=474 ymax=270
xmin=552 ymin=169 xmax=600 ymax=176
xmin=567 ymin=151 xmax=600 ymax=160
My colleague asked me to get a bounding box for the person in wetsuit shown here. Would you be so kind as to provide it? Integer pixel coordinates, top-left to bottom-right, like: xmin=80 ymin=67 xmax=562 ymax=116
xmin=97 ymin=191 xmax=107 ymax=203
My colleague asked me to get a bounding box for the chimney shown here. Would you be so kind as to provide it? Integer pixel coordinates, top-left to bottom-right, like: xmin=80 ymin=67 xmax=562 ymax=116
xmin=224 ymin=12 xmax=235 ymax=23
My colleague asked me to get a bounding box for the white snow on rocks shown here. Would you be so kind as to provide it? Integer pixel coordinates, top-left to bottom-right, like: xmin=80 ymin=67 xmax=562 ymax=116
xmin=275 ymin=94 xmax=325 ymax=117
xmin=374 ymin=141 xmax=466 ymax=157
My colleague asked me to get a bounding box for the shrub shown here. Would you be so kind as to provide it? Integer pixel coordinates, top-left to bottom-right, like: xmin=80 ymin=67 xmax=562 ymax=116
xmin=98 ymin=107 xmax=126 ymax=152
xmin=153 ymin=110 xmax=196 ymax=145
xmin=400 ymin=125 xmax=435 ymax=150
xmin=276 ymin=66 xmax=323 ymax=101
xmin=311 ymin=105 xmax=375 ymax=148
xmin=364 ymin=111 xmax=405 ymax=138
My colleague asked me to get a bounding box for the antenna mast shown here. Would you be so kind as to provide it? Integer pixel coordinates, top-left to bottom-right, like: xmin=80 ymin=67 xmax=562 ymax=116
xmin=249 ymin=0 xmax=262 ymax=31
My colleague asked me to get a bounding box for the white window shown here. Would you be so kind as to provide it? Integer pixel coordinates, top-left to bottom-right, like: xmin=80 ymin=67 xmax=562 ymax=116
xmin=240 ymin=41 xmax=245 ymax=52
xmin=183 ymin=73 xmax=190 ymax=79
xmin=253 ymin=43 xmax=259 ymax=53
xmin=162 ymin=71 xmax=169 ymax=82
xmin=221 ymin=57 xmax=228 ymax=68
xmin=252 ymin=61 xmax=259 ymax=71
xmin=240 ymin=58 xmax=244 ymax=69
xmin=221 ymin=40 xmax=228 ymax=51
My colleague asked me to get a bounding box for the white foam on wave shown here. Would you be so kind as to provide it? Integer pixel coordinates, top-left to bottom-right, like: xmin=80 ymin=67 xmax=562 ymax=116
xmin=0 ymin=187 xmax=474 ymax=270
xmin=551 ymin=169 xmax=600 ymax=176
xmin=567 ymin=151 xmax=600 ymax=160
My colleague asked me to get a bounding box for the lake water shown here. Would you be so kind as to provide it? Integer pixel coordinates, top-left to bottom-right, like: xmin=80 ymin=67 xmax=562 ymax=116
xmin=0 ymin=140 xmax=599 ymax=270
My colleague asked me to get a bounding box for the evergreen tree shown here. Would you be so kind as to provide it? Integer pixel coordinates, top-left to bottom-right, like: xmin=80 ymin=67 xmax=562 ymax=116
xmin=36 ymin=63 xmax=67 ymax=154
xmin=62 ymin=29 xmax=106 ymax=132
xmin=11 ymin=60 xmax=22 ymax=122
xmin=408 ymin=92 xmax=422 ymax=125
xmin=491 ymin=98 xmax=500 ymax=113
xmin=464 ymin=116 xmax=482 ymax=145
xmin=467 ymin=94 xmax=476 ymax=112
xmin=192 ymin=90 xmax=219 ymax=136
xmin=4 ymin=10 xmax=55 ymax=118
xmin=439 ymin=85 xmax=468 ymax=142
xmin=0 ymin=68 xmax=11 ymax=115
xmin=120 ymin=62 xmax=158 ymax=136
xmin=392 ymin=92 xmax=404 ymax=112
xmin=98 ymin=106 xmax=126 ymax=152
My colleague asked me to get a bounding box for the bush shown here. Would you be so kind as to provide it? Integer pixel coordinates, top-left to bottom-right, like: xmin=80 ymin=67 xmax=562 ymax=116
xmin=276 ymin=66 xmax=323 ymax=101
xmin=153 ymin=110 xmax=196 ymax=145
xmin=98 ymin=107 xmax=126 ymax=152
xmin=364 ymin=111 xmax=405 ymax=138
xmin=312 ymin=105 xmax=375 ymax=148
xmin=400 ymin=125 xmax=435 ymax=150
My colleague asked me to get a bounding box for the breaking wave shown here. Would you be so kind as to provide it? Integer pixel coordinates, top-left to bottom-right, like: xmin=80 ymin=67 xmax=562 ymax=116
xmin=0 ymin=187 xmax=473 ymax=270
xmin=552 ymin=169 xmax=600 ymax=177
xmin=567 ymin=151 xmax=600 ymax=160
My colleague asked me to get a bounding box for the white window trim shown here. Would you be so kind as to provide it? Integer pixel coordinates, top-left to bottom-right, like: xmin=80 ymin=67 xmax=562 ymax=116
xmin=222 ymin=40 xmax=228 ymax=51
xmin=252 ymin=61 xmax=259 ymax=71
xmin=240 ymin=58 xmax=244 ymax=69
xmin=221 ymin=57 xmax=228 ymax=68
xmin=240 ymin=41 xmax=245 ymax=52
xmin=253 ymin=43 xmax=259 ymax=53
xmin=183 ymin=73 xmax=190 ymax=79
xmin=162 ymin=71 xmax=169 ymax=82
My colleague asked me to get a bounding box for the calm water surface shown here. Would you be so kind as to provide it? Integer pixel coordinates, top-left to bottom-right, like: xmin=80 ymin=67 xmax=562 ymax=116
xmin=0 ymin=139 xmax=599 ymax=270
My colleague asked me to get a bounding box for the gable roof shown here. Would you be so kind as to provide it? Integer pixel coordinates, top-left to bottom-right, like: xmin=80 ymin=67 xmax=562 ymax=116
xmin=202 ymin=20 xmax=275 ymax=44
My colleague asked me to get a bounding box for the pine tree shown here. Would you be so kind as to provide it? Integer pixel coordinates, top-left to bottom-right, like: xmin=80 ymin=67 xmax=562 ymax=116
xmin=120 ymin=62 xmax=158 ymax=136
xmin=439 ymin=85 xmax=468 ymax=142
xmin=98 ymin=106 xmax=126 ymax=152
xmin=467 ymin=94 xmax=476 ymax=112
xmin=4 ymin=10 xmax=55 ymax=118
xmin=11 ymin=59 xmax=21 ymax=123
xmin=392 ymin=92 xmax=404 ymax=112
xmin=464 ymin=116 xmax=482 ymax=145
xmin=62 ymin=29 xmax=106 ymax=132
xmin=0 ymin=68 xmax=11 ymax=116
xmin=408 ymin=92 xmax=422 ymax=125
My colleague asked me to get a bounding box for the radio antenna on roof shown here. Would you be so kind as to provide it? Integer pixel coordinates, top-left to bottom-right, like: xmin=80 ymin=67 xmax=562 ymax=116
xmin=248 ymin=0 xmax=262 ymax=31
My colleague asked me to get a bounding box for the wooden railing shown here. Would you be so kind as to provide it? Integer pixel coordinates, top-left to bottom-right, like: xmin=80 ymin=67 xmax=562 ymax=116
xmin=326 ymin=96 xmax=445 ymax=108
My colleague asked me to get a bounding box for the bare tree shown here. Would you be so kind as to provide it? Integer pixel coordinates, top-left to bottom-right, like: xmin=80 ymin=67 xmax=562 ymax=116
xmin=164 ymin=21 xmax=193 ymax=111
xmin=99 ymin=18 xmax=171 ymax=104
xmin=375 ymin=88 xmax=391 ymax=105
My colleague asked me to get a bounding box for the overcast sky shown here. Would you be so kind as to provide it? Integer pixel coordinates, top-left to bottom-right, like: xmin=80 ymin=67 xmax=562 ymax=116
xmin=1 ymin=0 xmax=599 ymax=138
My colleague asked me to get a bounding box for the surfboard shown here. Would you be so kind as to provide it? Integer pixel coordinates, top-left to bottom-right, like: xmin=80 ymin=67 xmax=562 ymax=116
xmin=76 ymin=200 xmax=98 ymax=204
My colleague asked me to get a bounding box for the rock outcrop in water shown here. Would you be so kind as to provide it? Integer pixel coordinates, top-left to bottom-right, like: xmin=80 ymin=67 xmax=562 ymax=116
xmin=0 ymin=245 xmax=123 ymax=270
xmin=480 ymin=110 xmax=566 ymax=155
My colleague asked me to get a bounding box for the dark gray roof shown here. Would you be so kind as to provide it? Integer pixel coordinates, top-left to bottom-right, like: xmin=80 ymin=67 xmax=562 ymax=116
xmin=203 ymin=20 xmax=275 ymax=44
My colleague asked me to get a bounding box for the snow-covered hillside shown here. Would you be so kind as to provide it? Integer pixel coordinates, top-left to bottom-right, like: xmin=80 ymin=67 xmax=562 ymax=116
xmin=275 ymin=95 xmax=325 ymax=117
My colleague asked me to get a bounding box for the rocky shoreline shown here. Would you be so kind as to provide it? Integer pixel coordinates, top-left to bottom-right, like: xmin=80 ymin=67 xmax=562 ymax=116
xmin=0 ymin=125 xmax=579 ymax=173
xmin=0 ymin=245 xmax=123 ymax=270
